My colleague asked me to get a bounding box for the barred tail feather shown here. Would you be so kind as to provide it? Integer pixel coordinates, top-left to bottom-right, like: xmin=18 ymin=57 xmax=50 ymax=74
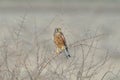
xmin=64 ymin=47 xmax=71 ymax=58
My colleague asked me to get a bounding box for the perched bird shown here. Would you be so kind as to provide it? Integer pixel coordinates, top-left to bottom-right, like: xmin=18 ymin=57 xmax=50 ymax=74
xmin=54 ymin=28 xmax=71 ymax=58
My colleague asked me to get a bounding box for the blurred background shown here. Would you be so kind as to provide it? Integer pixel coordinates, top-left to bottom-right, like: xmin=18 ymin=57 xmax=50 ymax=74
xmin=0 ymin=0 xmax=120 ymax=80
xmin=0 ymin=0 xmax=120 ymax=62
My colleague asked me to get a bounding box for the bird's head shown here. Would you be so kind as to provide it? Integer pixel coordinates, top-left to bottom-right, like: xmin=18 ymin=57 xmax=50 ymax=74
xmin=55 ymin=28 xmax=62 ymax=33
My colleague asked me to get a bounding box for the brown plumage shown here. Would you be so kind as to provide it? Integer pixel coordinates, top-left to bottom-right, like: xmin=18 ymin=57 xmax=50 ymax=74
xmin=54 ymin=32 xmax=66 ymax=49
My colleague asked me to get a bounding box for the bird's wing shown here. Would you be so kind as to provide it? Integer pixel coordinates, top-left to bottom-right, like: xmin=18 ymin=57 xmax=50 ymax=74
xmin=54 ymin=32 xmax=66 ymax=48
xmin=60 ymin=32 xmax=67 ymax=45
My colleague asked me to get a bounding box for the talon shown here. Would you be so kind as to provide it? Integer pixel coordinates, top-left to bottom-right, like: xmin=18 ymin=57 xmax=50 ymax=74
xmin=56 ymin=48 xmax=61 ymax=54
xmin=56 ymin=50 xmax=59 ymax=54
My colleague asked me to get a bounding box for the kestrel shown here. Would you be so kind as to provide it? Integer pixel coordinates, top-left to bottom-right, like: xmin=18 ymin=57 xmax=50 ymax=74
xmin=54 ymin=28 xmax=71 ymax=58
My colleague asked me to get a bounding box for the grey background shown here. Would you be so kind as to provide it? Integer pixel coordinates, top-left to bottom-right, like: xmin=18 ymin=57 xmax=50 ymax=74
xmin=0 ymin=0 xmax=120 ymax=57
xmin=0 ymin=0 xmax=120 ymax=78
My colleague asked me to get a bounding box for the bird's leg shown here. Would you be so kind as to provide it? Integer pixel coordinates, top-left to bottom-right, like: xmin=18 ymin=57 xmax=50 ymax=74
xmin=61 ymin=46 xmax=65 ymax=51
xmin=56 ymin=48 xmax=60 ymax=54
xmin=58 ymin=46 xmax=66 ymax=53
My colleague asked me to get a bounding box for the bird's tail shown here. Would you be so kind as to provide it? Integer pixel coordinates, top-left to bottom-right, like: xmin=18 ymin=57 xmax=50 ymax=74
xmin=64 ymin=47 xmax=71 ymax=58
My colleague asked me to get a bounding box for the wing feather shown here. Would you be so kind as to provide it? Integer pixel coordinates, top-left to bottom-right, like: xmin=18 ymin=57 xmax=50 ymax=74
xmin=54 ymin=32 xmax=66 ymax=49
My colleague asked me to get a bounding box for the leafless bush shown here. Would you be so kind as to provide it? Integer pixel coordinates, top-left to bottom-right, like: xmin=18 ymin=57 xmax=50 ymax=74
xmin=0 ymin=16 xmax=119 ymax=80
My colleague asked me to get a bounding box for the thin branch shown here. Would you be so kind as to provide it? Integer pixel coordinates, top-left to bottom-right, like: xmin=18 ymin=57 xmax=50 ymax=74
xmin=101 ymin=71 xmax=119 ymax=80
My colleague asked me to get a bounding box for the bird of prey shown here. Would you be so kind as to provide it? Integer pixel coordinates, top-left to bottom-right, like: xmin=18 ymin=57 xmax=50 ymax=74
xmin=54 ymin=28 xmax=71 ymax=58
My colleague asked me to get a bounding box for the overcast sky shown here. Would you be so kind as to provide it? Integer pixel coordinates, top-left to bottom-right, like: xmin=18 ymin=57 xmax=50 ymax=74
xmin=0 ymin=0 xmax=120 ymax=2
